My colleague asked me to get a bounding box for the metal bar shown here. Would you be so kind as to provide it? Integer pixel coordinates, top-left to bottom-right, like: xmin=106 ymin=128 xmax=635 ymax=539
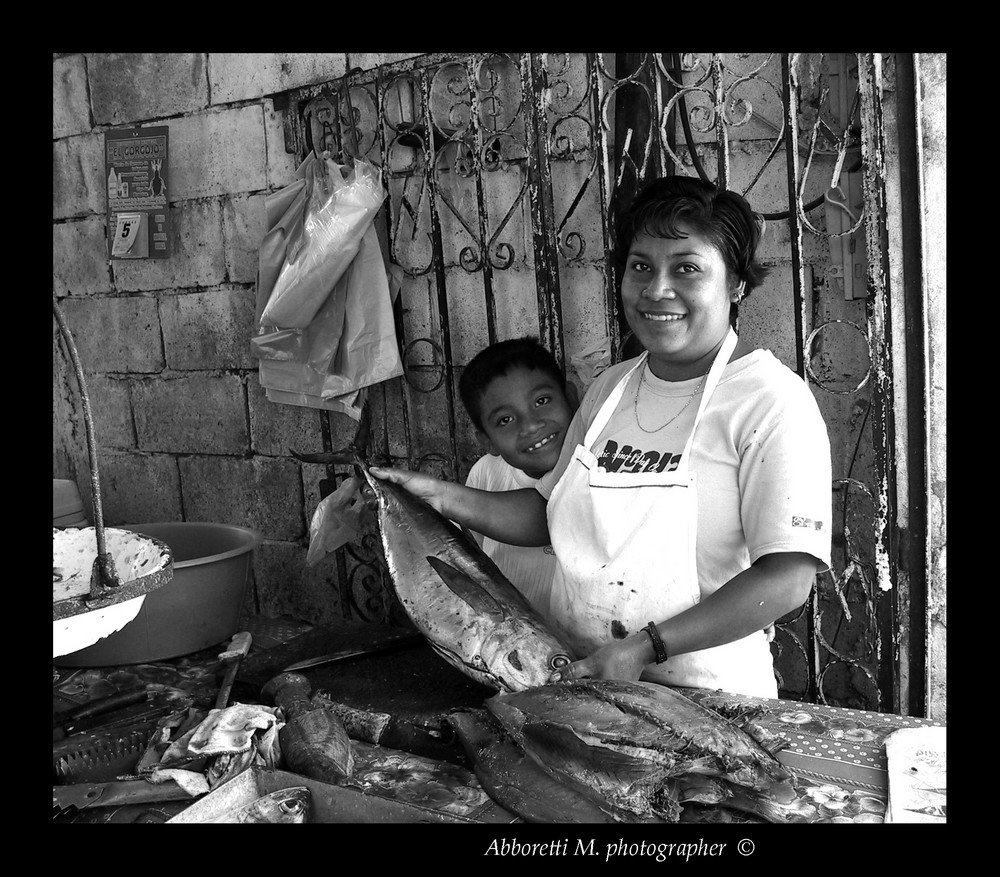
xmin=856 ymin=53 xmax=899 ymax=714
xmin=780 ymin=54 xmax=816 ymax=703
xmin=466 ymin=55 xmax=499 ymax=346
xmin=591 ymin=53 xmax=623 ymax=363
xmin=417 ymin=65 xmax=462 ymax=480
xmin=710 ymin=54 xmax=730 ymax=189
xmin=889 ymin=52 xmax=928 ymax=717
xmin=524 ymin=53 xmax=565 ymax=367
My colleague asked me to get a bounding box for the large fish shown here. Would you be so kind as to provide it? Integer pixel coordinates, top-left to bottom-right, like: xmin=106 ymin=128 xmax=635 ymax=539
xmin=447 ymin=708 xmax=665 ymax=824
xmin=485 ymin=679 xmax=796 ymax=823
xmin=291 ymin=448 xmax=574 ymax=693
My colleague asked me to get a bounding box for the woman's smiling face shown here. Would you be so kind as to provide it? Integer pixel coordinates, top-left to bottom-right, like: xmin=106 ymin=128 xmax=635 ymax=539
xmin=621 ymin=227 xmax=740 ymax=380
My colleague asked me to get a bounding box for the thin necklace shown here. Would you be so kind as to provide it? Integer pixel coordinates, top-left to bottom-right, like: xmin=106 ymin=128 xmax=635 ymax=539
xmin=633 ymin=362 xmax=707 ymax=433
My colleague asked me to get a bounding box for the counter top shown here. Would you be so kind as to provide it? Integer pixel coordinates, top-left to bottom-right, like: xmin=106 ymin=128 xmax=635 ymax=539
xmin=53 ymin=615 xmax=945 ymax=825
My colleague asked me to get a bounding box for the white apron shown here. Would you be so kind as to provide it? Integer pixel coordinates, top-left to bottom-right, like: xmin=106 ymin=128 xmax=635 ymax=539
xmin=547 ymin=329 xmax=776 ymax=697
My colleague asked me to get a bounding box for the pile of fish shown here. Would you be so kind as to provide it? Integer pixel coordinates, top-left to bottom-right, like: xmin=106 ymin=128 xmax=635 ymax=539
xmin=292 ymin=448 xmax=574 ymax=693
xmin=466 ymin=679 xmax=798 ymax=823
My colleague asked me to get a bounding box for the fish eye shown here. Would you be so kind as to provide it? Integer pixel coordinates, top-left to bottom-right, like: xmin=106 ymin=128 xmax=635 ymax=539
xmin=550 ymin=654 xmax=571 ymax=670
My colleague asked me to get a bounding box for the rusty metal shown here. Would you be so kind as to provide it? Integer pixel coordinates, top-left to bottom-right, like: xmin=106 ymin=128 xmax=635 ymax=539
xmin=524 ymin=53 xmax=565 ymax=367
xmin=53 ymin=295 xmax=123 ymax=600
xmin=887 ymin=53 xmax=928 ymax=718
xmin=275 ymin=52 xmax=921 ymax=713
xmin=856 ymin=54 xmax=901 ymax=713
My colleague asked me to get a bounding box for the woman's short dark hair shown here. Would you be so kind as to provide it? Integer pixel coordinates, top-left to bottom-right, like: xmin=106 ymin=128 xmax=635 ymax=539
xmin=615 ymin=175 xmax=769 ymax=296
xmin=459 ymin=336 xmax=565 ymax=432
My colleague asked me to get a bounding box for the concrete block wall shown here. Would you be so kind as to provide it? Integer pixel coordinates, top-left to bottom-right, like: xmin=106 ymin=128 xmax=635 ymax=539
xmin=53 ymin=52 xmax=421 ymax=627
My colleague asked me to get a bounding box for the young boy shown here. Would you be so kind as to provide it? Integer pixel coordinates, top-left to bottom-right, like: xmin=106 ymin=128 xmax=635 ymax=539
xmin=458 ymin=337 xmax=578 ymax=615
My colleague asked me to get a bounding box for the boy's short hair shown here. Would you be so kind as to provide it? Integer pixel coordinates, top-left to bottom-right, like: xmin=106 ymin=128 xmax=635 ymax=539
xmin=459 ymin=336 xmax=566 ymax=433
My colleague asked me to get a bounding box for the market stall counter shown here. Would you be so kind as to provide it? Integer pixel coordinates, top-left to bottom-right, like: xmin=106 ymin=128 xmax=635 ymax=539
xmin=52 ymin=616 xmax=945 ymax=824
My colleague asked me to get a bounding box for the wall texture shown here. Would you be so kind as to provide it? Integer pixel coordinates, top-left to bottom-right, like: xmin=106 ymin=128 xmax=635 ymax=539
xmin=53 ymin=52 xmax=422 ymax=627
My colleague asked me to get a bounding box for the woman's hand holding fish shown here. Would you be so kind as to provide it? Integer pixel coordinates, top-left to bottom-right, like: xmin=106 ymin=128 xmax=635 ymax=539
xmin=548 ymin=632 xmax=653 ymax=684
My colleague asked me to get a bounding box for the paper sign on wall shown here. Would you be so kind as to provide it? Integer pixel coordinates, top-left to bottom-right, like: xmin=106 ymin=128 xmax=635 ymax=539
xmin=104 ymin=126 xmax=170 ymax=259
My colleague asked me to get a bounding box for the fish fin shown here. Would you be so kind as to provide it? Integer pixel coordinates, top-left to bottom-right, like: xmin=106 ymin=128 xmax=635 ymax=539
xmin=425 ymin=555 xmax=506 ymax=619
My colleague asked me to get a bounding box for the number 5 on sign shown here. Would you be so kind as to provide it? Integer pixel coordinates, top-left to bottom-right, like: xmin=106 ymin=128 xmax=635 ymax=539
xmin=112 ymin=212 xmax=144 ymax=257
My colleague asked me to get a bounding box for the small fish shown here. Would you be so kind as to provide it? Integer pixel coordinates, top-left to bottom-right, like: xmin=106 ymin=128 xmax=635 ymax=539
xmin=211 ymin=787 xmax=311 ymax=824
xmin=291 ymin=447 xmax=574 ymax=693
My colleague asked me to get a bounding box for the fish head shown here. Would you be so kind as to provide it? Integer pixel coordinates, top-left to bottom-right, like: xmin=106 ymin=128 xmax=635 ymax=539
xmin=480 ymin=623 xmax=574 ymax=693
xmin=240 ymin=786 xmax=312 ymax=824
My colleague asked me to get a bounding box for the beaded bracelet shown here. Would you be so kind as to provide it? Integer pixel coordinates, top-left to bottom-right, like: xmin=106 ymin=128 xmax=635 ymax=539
xmin=644 ymin=622 xmax=669 ymax=664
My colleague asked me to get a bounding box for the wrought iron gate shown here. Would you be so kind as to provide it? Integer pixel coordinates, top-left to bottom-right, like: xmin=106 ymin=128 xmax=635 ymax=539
xmin=276 ymin=53 xmax=927 ymax=714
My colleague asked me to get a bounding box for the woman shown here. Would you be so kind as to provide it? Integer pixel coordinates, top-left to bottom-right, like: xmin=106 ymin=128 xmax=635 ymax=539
xmin=370 ymin=176 xmax=831 ymax=699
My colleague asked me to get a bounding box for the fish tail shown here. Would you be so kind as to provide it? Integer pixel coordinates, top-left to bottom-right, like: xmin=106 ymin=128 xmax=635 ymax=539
xmin=289 ymin=446 xmax=364 ymax=467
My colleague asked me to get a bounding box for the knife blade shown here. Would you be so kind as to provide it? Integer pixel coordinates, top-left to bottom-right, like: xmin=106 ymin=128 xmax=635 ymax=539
xmin=282 ymin=632 xmax=424 ymax=672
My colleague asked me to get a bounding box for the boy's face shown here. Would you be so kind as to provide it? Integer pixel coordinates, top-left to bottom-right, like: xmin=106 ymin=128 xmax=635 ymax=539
xmin=477 ymin=366 xmax=573 ymax=479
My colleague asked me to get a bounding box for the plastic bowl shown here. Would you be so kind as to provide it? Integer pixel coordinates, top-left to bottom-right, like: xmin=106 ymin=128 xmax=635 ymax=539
xmin=56 ymin=522 xmax=261 ymax=666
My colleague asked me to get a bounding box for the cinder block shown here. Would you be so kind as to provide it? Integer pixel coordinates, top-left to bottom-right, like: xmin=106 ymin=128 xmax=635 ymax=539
xmin=247 ymin=377 xmax=326 ymax=457
xmin=81 ymin=374 xmax=135 ymax=449
xmin=53 ymin=216 xmax=113 ymax=297
xmin=736 ymin=262 xmax=799 ymax=371
xmin=165 ymin=107 xmax=268 ymax=201
xmin=403 ymin=385 xmax=457 ymax=475
xmin=88 ymin=53 xmax=208 ymax=126
xmin=252 ymin=541 xmax=347 ymax=626
xmin=53 ymin=133 xmax=107 ymax=220
xmin=79 ymin=450 xmax=183 ymax=525
xmin=223 ymin=193 xmax=267 ymax=284
xmin=53 ymin=54 xmax=91 ymax=139
xmin=55 ymin=294 xmax=163 ymax=374
xmin=209 ymin=53 xmax=348 ymax=104
xmin=160 ymin=287 xmax=258 ymax=370
xmin=441 ymin=267 xmax=489 ymax=366
xmin=491 ymin=266 xmax=542 ymax=345
xmin=113 ymin=199 xmax=227 ymax=292
xmin=133 ymin=373 xmax=248 ymax=454
xmin=178 ymin=455 xmax=304 ymax=541
xmin=348 ymin=53 xmax=424 ymax=72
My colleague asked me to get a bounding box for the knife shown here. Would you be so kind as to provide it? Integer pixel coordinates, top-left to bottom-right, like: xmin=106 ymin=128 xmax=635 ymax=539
xmin=282 ymin=632 xmax=424 ymax=672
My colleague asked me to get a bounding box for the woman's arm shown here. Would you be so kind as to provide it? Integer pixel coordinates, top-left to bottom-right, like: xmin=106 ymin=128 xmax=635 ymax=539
xmin=551 ymin=551 xmax=819 ymax=682
xmin=369 ymin=467 xmax=550 ymax=547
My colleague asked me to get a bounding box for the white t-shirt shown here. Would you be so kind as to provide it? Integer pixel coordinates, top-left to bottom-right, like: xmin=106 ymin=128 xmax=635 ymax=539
xmin=537 ymin=347 xmax=832 ymax=693
xmin=465 ymin=454 xmax=560 ymax=615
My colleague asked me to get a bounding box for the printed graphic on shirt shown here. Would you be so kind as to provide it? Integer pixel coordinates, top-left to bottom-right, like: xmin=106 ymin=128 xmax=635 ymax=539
xmin=596 ymin=439 xmax=682 ymax=474
xmin=792 ymin=515 xmax=825 ymax=531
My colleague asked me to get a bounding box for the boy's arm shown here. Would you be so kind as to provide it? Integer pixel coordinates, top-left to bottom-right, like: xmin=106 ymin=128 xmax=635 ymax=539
xmin=369 ymin=468 xmax=550 ymax=547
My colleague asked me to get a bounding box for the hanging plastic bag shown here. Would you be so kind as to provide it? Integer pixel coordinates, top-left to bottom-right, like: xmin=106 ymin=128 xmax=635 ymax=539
xmin=254 ymin=225 xmax=403 ymax=413
xmin=254 ymin=162 xmax=312 ymax=328
xmin=259 ymin=156 xmax=385 ymax=329
xmin=306 ymin=475 xmax=372 ymax=565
